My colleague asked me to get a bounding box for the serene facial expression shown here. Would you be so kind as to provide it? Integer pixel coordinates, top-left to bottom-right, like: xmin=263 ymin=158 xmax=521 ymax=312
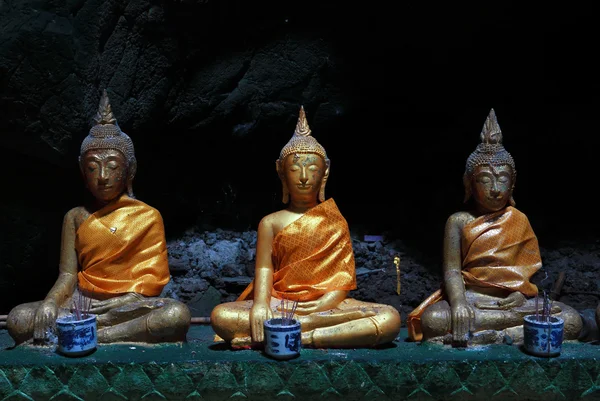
xmin=81 ymin=149 xmax=128 ymax=203
xmin=472 ymin=164 xmax=513 ymax=213
xmin=282 ymin=153 xmax=327 ymax=201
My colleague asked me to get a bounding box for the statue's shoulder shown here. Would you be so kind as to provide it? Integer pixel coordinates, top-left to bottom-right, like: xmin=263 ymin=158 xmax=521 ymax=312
xmin=447 ymin=210 xmax=476 ymax=223
xmin=65 ymin=206 xmax=90 ymax=229
xmin=446 ymin=211 xmax=476 ymax=229
xmin=65 ymin=206 xmax=85 ymax=218
xmin=259 ymin=209 xmax=303 ymax=238
xmin=258 ymin=210 xmax=286 ymax=231
xmin=260 ymin=209 xmax=279 ymax=224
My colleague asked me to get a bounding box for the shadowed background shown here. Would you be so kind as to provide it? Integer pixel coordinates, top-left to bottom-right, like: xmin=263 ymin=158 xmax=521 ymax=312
xmin=0 ymin=1 xmax=597 ymax=312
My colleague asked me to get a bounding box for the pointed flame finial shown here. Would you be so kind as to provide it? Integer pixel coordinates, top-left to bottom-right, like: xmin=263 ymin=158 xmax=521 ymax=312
xmin=479 ymin=108 xmax=502 ymax=145
xmin=93 ymin=89 xmax=117 ymax=126
xmin=294 ymin=105 xmax=312 ymax=137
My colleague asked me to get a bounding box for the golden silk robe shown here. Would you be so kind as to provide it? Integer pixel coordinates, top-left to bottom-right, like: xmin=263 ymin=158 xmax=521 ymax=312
xmin=407 ymin=206 xmax=541 ymax=341
xmin=76 ymin=195 xmax=170 ymax=297
xmin=237 ymin=198 xmax=357 ymax=302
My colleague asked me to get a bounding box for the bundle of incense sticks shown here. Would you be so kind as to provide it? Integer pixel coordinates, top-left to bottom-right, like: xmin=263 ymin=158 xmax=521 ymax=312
xmin=535 ymin=290 xmax=553 ymax=322
xmin=280 ymin=297 xmax=298 ymax=325
xmin=72 ymin=290 xmax=93 ymax=320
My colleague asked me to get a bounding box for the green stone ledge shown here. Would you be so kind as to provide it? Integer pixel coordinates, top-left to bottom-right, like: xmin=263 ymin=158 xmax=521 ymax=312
xmin=1 ymin=326 xmax=600 ymax=401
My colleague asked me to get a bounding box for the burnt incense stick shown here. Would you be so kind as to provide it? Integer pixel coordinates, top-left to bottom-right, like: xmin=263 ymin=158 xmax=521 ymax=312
xmin=277 ymin=297 xmax=299 ymax=325
xmin=290 ymin=300 xmax=298 ymax=323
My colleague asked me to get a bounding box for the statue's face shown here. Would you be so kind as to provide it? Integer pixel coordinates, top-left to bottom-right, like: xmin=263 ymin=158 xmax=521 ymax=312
xmin=472 ymin=164 xmax=513 ymax=213
xmin=282 ymin=153 xmax=327 ymax=201
xmin=81 ymin=149 xmax=128 ymax=203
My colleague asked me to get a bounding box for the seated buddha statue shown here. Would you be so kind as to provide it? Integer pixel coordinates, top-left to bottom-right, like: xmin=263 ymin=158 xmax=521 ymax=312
xmin=211 ymin=106 xmax=401 ymax=349
xmin=407 ymin=109 xmax=582 ymax=347
xmin=6 ymin=90 xmax=191 ymax=345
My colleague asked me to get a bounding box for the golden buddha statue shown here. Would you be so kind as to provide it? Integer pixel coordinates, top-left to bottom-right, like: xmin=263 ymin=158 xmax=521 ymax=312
xmin=406 ymin=109 xmax=582 ymax=347
xmin=6 ymin=90 xmax=191 ymax=345
xmin=210 ymin=106 xmax=401 ymax=349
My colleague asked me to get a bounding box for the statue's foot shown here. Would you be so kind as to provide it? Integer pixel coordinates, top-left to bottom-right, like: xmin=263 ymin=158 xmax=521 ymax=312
xmin=230 ymin=336 xmax=261 ymax=350
xmin=423 ymin=334 xmax=452 ymax=345
xmin=299 ymin=309 xmax=377 ymax=331
xmin=428 ymin=330 xmax=519 ymax=347
xmin=301 ymin=330 xmax=315 ymax=347
xmin=469 ymin=326 xmax=525 ymax=346
xmin=512 ymin=305 xmax=561 ymax=317
xmin=469 ymin=330 xmax=504 ymax=345
xmin=96 ymin=305 xmax=155 ymax=327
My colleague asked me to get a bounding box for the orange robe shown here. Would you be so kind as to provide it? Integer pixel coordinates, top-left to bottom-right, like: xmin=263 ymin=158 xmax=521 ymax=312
xmin=407 ymin=206 xmax=541 ymax=341
xmin=76 ymin=195 xmax=170 ymax=297
xmin=237 ymin=198 xmax=357 ymax=302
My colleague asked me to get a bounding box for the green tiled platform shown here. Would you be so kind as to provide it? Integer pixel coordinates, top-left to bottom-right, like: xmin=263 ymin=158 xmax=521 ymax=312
xmin=1 ymin=326 xmax=599 ymax=401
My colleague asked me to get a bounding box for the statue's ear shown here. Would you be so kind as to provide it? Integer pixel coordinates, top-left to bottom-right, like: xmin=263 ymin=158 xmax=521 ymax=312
xmin=78 ymin=156 xmax=88 ymax=186
xmin=462 ymin=173 xmax=472 ymax=203
xmin=128 ymin=159 xmax=137 ymax=182
xmin=509 ymin=182 xmax=516 ymax=207
xmin=319 ymin=159 xmax=330 ymax=203
xmin=276 ymin=159 xmax=289 ymax=204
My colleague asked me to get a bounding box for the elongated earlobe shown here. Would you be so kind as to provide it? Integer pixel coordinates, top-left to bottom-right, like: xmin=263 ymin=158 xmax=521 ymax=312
xmin=127 ymin=161 xmax=137 ymax=198
xmin=276 ymin=159 xmax=289 ymax=204
xmin=462 ymin=174 xmax=472 ymax=203
xmin=319 ymin=162 xmax=330 ymax=202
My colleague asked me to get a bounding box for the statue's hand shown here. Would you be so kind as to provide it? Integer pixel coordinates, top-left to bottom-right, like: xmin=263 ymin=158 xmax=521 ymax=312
xmin=89 ymin=293 xmax=141 ymax=315
xmin=293 ymin=292 xmax=344 ymax=315
xmin=293 ymin=299 xmax=332 ymax=315
xmin=450 ymin=301 xmax=474 ymax=347
xmin=497 ymin=291 xmax=526 ymax=309
xmin=475 ymin=291 xmax=526 ymax=310
xmin=250 ymin=302 xmax=273 ymax=343
xmin=33 ymin=300 xmax=58 ymax=343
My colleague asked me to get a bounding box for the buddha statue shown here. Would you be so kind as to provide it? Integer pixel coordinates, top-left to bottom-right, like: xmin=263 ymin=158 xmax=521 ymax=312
xmin=6 ymin=90 xmax=191 ymax=345
xmin=406 ymin=109 xmax=582 ymax=347
xmin=210 ymin=106 xmax=401 ymax=349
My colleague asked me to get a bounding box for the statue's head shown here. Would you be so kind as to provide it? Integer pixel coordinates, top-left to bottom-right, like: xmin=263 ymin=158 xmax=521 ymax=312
xmin=463 ymin=108 xmax=516 ymax=212
xmin=79 ymin=90 xmax=137 ymax=202
xmin=276 ymin=106 xmax=330 ymax=204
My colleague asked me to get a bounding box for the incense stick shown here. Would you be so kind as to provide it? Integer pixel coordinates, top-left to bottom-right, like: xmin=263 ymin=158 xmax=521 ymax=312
xmin=279 ymin=297 xmax=298 ymax=325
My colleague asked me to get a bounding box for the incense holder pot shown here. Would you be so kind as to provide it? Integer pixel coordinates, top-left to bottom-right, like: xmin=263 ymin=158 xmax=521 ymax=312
xmin=523 ymin=315 xmax=564 ymax=357
xmin=263 ymin=318 xmax=301 ymax=360
xmin=56 ymin=314 xmax=97 ymax=357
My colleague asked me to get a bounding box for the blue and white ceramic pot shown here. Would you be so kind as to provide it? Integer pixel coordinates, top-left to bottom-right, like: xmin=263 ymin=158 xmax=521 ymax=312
xmin=523 ymin=315 xmax=564 ymax=357
xmin=263 ymin=318 xmax=301 ymax=360
xmin=56 ymin=314 xmax=97 ymax=357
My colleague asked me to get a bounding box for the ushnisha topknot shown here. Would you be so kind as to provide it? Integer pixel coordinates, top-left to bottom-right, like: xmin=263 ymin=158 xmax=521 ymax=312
xmin=278 ymin=106 xmax=328 ymax=163
xmin=464 ymin=108 xmax=516 ymax=178
xmin=80 ymin=89 xmax=136 ymax=165
xmin=80 ymin=89 xmax=137 ymax=197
